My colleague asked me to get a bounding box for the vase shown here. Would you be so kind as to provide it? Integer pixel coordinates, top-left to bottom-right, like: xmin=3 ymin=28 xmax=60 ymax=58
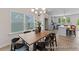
xmin=38 ymin=27 xmax=41 ymax=32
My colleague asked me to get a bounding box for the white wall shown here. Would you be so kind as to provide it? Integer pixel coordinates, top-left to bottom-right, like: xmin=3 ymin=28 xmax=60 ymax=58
xmin=0 ymin=9 xmax=10 ymax=48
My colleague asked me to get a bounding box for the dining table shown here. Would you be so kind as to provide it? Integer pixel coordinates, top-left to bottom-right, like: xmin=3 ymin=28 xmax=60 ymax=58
xmin=18 ymin=31 xmax=51 ymax=50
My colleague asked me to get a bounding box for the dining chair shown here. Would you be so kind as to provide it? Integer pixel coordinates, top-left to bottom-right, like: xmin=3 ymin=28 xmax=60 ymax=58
xmin=33 ymin=36 xmax=50 ymax=51
xmin=36 ymin=42 xmax=48 ymax=51
xmin=33 ymin=35 xmax=51 ymax=51
xmin=49 ymin=33 xmax=57 ymax=50
xmin=44 ymin=35 xmax=51 ymax=47
xmin=11 ymin=38 xmax=29 ymax=51
xmin=71 ymin=25 xmax=76 ymax=36
xmin=23 ymin=31 xmax=31 ymax=33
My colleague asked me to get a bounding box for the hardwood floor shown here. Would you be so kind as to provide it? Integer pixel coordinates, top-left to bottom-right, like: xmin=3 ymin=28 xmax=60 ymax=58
xmin=55 ymin=35 xmax=79 ymax=51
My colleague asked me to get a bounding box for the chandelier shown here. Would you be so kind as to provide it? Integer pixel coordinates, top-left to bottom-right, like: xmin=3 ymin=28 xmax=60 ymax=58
xmin=31 ymin=8 xmax=46 ymax=16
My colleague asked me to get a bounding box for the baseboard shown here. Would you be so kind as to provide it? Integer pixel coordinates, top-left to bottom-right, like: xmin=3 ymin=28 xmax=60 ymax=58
xmin=0 ymin=42 xmax=10 ymax=48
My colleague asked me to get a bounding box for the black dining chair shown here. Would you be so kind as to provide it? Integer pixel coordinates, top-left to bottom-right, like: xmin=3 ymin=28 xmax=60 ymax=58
xmin=49 ymin=33 xmax=57 ymax=50
xmin=44 ymin=35 xmax=51 ymax=47
xmin=33 ymin=42 xmax=48 ymax=51
xmin=23 ymin=31 xmax=31 ymax=34
xmin=50 ymin=33 xmax=57 ymax=46
xmin=32 ymin=30 xmax=35 ymax=31
xmin=11 ymin=38 xmax=29 ymax=51
xmin=33 ymin=35 xmax=51 ymax=51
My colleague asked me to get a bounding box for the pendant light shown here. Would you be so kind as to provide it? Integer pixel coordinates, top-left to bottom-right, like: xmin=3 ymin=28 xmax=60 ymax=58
xmin=63 ymin=9 xmax=66 ymax=19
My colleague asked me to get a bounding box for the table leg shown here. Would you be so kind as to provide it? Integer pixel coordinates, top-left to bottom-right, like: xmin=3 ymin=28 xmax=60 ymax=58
xmin=33 ymin=43 xmax=37 ymax=51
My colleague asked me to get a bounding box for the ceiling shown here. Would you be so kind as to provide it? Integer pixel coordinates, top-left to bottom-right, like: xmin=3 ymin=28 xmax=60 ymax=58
xmin=46 ymin=8 xmax=79 ymax=16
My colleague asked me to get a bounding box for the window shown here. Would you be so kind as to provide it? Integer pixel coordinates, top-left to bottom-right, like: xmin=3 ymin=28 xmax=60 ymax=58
xmin=62 ymin=17 xmax=65 ymax=24
xmin=58 ymin=17 xmax=71 ymax=25
xmin=11 ymin=12 xmax=24 ymax=32
xmin=58 ymin=18 xmax=61 ymax=23
xmin=25 ymin=14 xmax=34 ymax=30
xmin=66 ymin=17 xmax=70 ymax=23
xmin=77 ymin=19 xmax=79 ymax=25
xmin=58 ymin=17 xmax=65 ymax=25
xmin=11 ymin=12 xmax=34 ymax=33
xmin=77 ymin=19 xmax=79 ymax=30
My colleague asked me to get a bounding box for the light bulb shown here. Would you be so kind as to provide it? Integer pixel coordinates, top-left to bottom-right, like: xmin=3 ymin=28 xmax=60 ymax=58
xmin=35 ymin=11 xmax=37 ymax=14
xmin=31 ymin=9 xmax=35 ymax=12
xmin=40 ymin=11 xmax=42 ymax=14
xmin=44 ymin=10 xmax=46 ymax=13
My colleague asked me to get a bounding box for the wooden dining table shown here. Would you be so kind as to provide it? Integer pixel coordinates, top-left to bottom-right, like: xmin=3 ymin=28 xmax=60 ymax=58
xmin=18 ymin=31 xmax=50 ymax=46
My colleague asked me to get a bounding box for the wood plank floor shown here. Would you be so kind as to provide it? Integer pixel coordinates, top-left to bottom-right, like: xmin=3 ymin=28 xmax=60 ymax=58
xmin=55 ymin=35 xmax=79 ymax=51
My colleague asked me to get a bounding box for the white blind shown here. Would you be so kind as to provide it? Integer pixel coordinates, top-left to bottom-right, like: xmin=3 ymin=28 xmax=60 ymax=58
xmin=11 ymin=12 xmax=24 ymax=32
xmin=11 ymin=12 xmax=34 ymax=33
